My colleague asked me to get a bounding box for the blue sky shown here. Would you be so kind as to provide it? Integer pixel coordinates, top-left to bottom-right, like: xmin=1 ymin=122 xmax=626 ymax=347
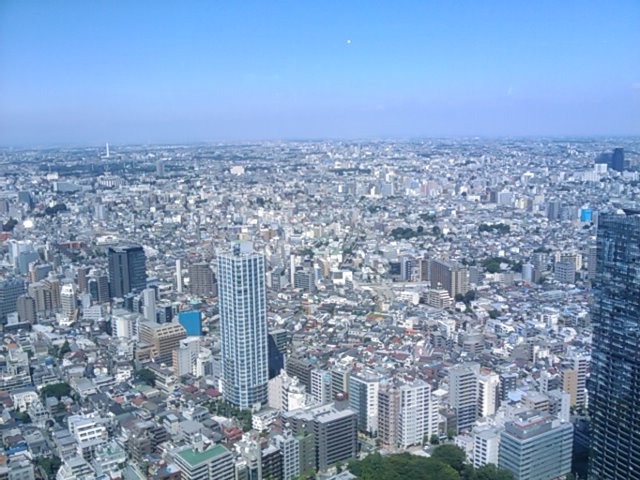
xmin=1 ymin=1 xmax=639 ymax=145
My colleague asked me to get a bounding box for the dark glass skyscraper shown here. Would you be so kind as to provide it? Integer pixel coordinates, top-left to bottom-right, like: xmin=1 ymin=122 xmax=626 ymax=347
xmin=589 ymin=210 xmax=640 ymax=480
xmin=107 ymin=244 xmax=147 ymax=298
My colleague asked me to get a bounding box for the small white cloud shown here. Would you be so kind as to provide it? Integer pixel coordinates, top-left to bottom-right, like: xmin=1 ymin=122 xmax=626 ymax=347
xmin=632 ymin=82 xmax=640 ymax=89
xmin=507 ymin=87 xmax=513 ymax=96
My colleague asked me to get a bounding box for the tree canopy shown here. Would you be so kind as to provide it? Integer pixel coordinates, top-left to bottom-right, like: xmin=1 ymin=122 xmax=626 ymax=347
xmin=348 ymin=446 xmax=515 ymax=480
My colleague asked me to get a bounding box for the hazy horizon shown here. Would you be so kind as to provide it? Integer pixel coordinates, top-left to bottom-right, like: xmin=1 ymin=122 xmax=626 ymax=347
xmin=2 ymin=1 xmax=639 ymax=146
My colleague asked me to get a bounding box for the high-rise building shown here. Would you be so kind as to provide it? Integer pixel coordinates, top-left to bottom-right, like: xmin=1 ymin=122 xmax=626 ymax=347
xmin=348 ymin=372 xmax=380 ymax=435
xmin=175 ymin=258 xmax=184 ymax=293
xmin=560 ymin=352 xmax=588 ymax=409
xmin=178 ymin=310 xmax=202 ymax=336
xmin=174 ymin=442 xmax=234 ymax=480
xmin=138 ymin=321 xmax=187 ymax=366
xmin=498 ymin=410 xmax=572 ymax=480
xmin=430 ymin=258 xmax=468 ymax=299
xmin=273 ymin=432 xmax=300 ymax=480
xmin=60 ymin=283 xmax=77 ymax=324
xmin=310 ymin=369 xmax=333 ymax=405
xmin=397 ymin=380 xmax=435 ymax=449
xmin=589 ymin=210 xmax=640 ymax=480
xmin=142 ymin=288 xmax=156 ymax=323
xmin=218 ymin=242 xmax=268 ymax=408
xmin=0 ymin=277 xmax=26 ymax=323
xmin=477 ymin=371 xmax=499 ymax=418
xmin=88 ymin=270 xmax=111 ymax=304
xmin=283 ymin=403 xmax=357 ymax=472
xmin=173 ymin=337 xmax=201 ymax=377
xmin=16 ymin=294 xmax=36 ymax=323
xmin=188 ymin=262 xmax=215 ymax=297
xmin=286 ymin=356 xmax=314 ymax=392
xmin=611 ymin=147 xmax=625 ymax=172
xmin=448 ymin=363 xmax=479 ymax=433
xmin=108 ymin=244 xmax=147 ymax=298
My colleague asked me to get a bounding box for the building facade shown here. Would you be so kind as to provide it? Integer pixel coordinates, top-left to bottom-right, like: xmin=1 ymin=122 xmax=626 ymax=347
xmin=589 ymin=211 xmax=640 ymax=480
xmin=218 ymin=242 xmax=268 ymax=408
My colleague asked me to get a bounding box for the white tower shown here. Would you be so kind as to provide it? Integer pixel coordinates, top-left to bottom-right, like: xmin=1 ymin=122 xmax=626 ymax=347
xmin=218 ymin=241 xmax=268 ymax=408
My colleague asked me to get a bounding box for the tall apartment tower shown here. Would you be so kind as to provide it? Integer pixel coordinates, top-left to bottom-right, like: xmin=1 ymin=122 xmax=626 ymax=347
xmin=589 ymin=210 xmax=640 ymax=480
xmin=108 ymin=244 xmax=147 ymax=298
xmin=448 ymin=362 xmax=480 ymax=433
xmin=218 ymin=242 xmax=268 ymax=408
xmin=348 ymin=372 xmax=380 ymax=435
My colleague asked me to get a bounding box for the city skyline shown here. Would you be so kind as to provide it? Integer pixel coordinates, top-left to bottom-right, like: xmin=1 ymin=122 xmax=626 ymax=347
xmin=1 ymin=1 xmax=639 ymax=146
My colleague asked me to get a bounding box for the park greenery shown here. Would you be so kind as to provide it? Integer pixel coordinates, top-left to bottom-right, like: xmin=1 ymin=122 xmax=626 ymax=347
xmin=348 ymin=445 xmax=515 ymax=480
xmin=479 ymin=223 xmax=511 ymax=234
xmin=481 ymin=257 xmax=522 ymax=274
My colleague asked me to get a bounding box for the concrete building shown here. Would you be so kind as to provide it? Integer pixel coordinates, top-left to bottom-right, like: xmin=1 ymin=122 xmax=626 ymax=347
xmin=138 ymin=321 xmax=187 ymax=366
xmin=108 ymin=244 xmax=147 ymax=298
xmin=498 ymin=411 xmax=572 ymax=480
xmin=174 ymin=442 xmax=234 ymax=480
xmin=348 ymin=372 xmax=380 ymax=435
xmin=448 ymin=363 xmax=480 ymax=433
xmin=188 ymin=262 xmax=215 ymax=297
xmin=218 ymin=242 xmax=268 ymax=408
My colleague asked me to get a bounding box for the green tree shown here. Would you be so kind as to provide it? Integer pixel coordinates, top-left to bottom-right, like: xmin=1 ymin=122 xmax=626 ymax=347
xmin=475 ymin=464 xmax=515 ymax=480
xmin=136 ymin=368 xmax=156 ymax=387
xmin=40 ymin=382 xmax=72 ymax=400
xmin=430 ymin=434 xmax=440 ymax=445
xmin=37 ymin=456 xmax=62 ymax=479
xmin=58 ymin=340 xmax=71 ymax=358
xmin=431 ymin=445 xmax=467 ymax=473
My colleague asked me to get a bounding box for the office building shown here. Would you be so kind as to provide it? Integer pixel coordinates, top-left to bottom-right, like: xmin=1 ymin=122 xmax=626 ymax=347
xmin=138 ymin=321 xmax=187 ymax=366
xmin=60 ymin=283 xmax=77 ymax=317
xmin=286 ymin=356 xmax=314 ymax=392
xmin=589 ymin=211 xmax=640 ymax=480
xmin=16 ymin=294 xmax=36 ymax=323
xmin=267 ymin=334 xmax=284 ymax=379
xmin=554 ymin=261 xmax=575 ymax=284
xmin=188 ymin=262 xmax=215 ymax=297
xmin=472 ymin=428 xmax=500 ymax=468
xmin=498 ymin=411 xmax=572 ymax=480
xmin=174 ymin=443 xmax=234 ymax=480
xmin=218 ymin=242 xmax=268 ymax=408
xmin=0 ymin=277 xmax=25 ymax=323
xmin=283 ymin=403 xmax=357 ymax=472
xmin=178 ymin=310 xmax=202 ymax=336
xmin=173 ymin=337 xmax=201 ymax=377
xmin=108 ymin=244 xmax=147 ymax=298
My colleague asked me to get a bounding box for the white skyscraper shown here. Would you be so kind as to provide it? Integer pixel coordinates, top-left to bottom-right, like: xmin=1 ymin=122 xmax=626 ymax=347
xmin=142 ymin=288 xmax=156 ymax=323
xmin=477 ymin=371 xmax=499 ymax=418
xmin=176 ymin=259 xmax=184 ymax=293
xmin=218 ymin=241 xmax=268 ymax=408
xmin=60 ymin=283 xmax=77 ymax=325
xmin=397 ymin=380 xmax=435 ymax=449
